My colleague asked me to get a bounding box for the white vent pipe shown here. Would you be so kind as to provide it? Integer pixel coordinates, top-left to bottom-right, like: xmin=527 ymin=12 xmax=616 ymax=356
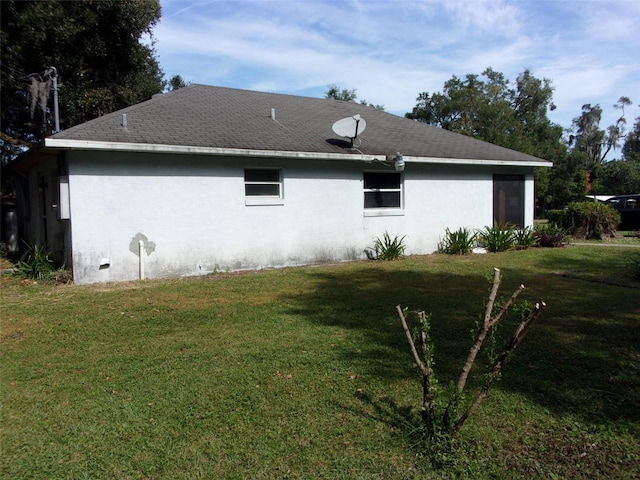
xmin=139 ymin=240 xmax=145 ymax=280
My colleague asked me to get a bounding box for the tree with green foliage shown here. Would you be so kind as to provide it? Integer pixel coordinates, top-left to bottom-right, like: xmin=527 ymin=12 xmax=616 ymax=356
xmin=569 ymin=97 xmax=632 ymax=166
xmin=325 ymin=84 xmax=358 ymax=102
xmin=595 ymin=159 xmax=640 ymax=194
xmin=592 ymin=114 xmax=640 ymax=194
xmin=406 ymin=68 xmax=566 ymax=210
xmin=324 ymin=84 xmax=385 ymax=110
xmin=622 ymin=116 xmax=640 ymax=162
xmin=166 ymin=74 xmax=190 ymax=92
xmin=0 ymin=0 xmax=164 ymax=164
xmin=406 ymin=68 xmax=562 ymax=155
xmin=572 ymin=99 xmax=637 ymax=195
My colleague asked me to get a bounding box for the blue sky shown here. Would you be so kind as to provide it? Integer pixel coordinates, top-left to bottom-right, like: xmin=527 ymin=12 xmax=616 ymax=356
xmin=153 ymin=0 xmax=639 ymax=149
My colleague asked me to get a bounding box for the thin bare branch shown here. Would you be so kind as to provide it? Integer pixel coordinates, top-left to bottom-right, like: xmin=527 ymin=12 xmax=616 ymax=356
xmin=490 ymin=283 xmax=525 ymax=328
xmin=419 ymin=311 xmax=429 ymax=358
xmin=457 ymin=268 xmax=501 ymax=392
xmin=454 ymin=301 xmax=546 ymax=433
xmin=484 ymin=268 xmax=502 ymax=326
xmin=396 ymin=305 xmax=428 ymax=376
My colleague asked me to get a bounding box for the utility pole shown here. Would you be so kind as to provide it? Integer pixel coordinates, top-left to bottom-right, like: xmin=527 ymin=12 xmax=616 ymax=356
xmin=46 ymin=67 xmax=60 ymax=133
xmin=27 ymin=67 xmax=61 ymax=135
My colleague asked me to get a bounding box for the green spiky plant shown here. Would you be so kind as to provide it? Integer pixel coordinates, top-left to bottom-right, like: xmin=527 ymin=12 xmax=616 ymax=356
xmin=13 ymin=242 xmax=55 ymax=280
xmin=477 ymin=224 xmax=516 ymax=252
xmin=513 ymin=226 xmax=537 ymax=250
xmin=438 ymin=227 xmax=477 ymax=254
xmin=371 ymin=231 xmax=407 ymax=260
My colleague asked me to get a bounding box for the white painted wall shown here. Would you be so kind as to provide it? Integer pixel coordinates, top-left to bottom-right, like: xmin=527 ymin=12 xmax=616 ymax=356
xmin=65 ymin=151 xmax=535 ymax=284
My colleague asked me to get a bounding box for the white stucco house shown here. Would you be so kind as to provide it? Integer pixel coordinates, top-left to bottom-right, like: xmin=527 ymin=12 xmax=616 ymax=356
xmin=11 ymin=84 xmax=551 ymax=284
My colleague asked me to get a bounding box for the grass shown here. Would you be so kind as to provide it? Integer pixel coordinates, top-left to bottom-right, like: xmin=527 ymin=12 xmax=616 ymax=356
xmin=571 ymin=232 xmax=640 ymax=246
xmin=1 ymin=247 xmax=639 ymax=479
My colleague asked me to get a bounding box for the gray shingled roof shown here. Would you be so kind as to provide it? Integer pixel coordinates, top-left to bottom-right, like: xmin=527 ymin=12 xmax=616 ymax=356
xmin=50 ymin=84 xmax=549 ymax=164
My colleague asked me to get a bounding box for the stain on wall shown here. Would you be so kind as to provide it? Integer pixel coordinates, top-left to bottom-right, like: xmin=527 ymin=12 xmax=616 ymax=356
xmin=129 ymin=233 xmax=156 ymax=257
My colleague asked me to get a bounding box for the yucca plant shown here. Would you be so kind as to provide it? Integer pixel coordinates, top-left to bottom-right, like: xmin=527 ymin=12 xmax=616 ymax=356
xmin=438 ymin=227 xmax=477 ymax=254
xmin=477 ymin=224 xmax=515 ymax=252
xmin=371 ymin=231 xmax=407 ymax=260
xmin=513 ymin=226 xmax=536 ymax=250
xmin=13 ymin=242 xmax=55 ymax=280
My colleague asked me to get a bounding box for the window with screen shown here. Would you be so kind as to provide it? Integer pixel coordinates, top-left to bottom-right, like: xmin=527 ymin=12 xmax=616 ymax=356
xmin=244 ymin=169 xmax=282 ymax=198
xmin=364 ymin=172 xmax=402 ymax=209
xmin=493 ymin=174 xmax=525 ymax=226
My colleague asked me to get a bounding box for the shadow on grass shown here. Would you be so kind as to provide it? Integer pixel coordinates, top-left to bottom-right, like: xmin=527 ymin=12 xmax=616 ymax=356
xmin=520 ymin=247 xmax=640 ymax=422
xmin=280 ymin=256 xmax=640 ymax=428
xmin=281 ymin=265 xmax=487 ymax=381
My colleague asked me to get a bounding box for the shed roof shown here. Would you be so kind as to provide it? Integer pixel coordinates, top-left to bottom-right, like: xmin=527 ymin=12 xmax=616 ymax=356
xmin=46 ymin=84 xmax=551 ymax=166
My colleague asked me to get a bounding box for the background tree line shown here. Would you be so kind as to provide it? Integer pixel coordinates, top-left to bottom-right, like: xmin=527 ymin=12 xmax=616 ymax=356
xmin=2 ymin=0 xmax=638 ymax=207
xmin=404 ymin=69 xmax=638 ymax=209
xmin=0 ymin=0 xmax=184 ymax=165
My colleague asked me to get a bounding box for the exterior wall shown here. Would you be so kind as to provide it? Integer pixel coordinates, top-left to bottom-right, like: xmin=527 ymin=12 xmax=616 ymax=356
xmin=66 ymin=151 xmax=535 ymax=284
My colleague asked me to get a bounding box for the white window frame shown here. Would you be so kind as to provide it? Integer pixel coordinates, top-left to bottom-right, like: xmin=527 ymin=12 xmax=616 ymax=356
xmin=363 ymin=171 xmax=404 ymax=216
xmin=244 ymin=168 xmax=284 ymax=206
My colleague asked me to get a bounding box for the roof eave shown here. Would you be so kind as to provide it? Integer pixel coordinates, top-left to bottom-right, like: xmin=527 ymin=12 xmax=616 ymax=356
xmin=44 ymin=138 xmax=552 ymax=168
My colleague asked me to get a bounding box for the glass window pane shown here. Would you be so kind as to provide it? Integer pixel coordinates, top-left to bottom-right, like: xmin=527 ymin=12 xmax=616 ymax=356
xmin=364 ymin=172 xmax=400 ymax=190
xmin=245 ymin=184 xmax=280 ymax=196
xmin=364 ymin=191 xmax=401 ymax=208
xmin=245 ymin=169 xmax=280 ymax=182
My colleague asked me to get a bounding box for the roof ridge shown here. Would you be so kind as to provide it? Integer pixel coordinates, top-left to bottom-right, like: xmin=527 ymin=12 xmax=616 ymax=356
xmin=45 ymin=84 xmax=550 ymax=165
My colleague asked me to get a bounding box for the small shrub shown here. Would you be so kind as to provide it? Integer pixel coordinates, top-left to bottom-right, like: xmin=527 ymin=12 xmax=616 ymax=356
xmin=12 ymin=242 xmax=70 ymax=283
xmin=546 ymin=209 xmax=568 ymax=226
xmin=13 ymin=243 xmax=55 ymax=280
xmin=438 ymin=227 xmax=477 ymax=255
xmin=513 ymin=226 xmax=536 ymax=250
xmin=370 ymin=231 xmax=406 ymax=260
xmin=396 ymin=269 xmax=546 ymax=460
xmin=565 ymin=201 xmax=621 ymax=239
xmin=477 ymin=224 xmax=515 ymax=252
xmin=534 ymin=223 xmax=567 ymax=248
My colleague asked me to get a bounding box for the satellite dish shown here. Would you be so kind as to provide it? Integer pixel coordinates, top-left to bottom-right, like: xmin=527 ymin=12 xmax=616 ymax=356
xmin=332 ymin=114 xmax=366 ymax=144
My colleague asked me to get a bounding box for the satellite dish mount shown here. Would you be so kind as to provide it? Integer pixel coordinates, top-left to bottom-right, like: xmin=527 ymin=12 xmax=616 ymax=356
xmin=332 ymin=114 xmax=367 ymax=147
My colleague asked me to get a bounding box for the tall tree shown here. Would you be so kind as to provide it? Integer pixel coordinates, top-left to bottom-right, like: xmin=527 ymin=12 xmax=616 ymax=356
xmin=406 ymin=68 xmax=566 ymax=209
xmin=406 ymin=68 xmax=563 ymax=158
xmin=590 ymin=113 xmax=640 ymax=194
xmin=569 ymin=98 xmax=634 ymax=195
xmin=569 ymin=97 xmax=632 ymax=166
xmin=569 ymin=104 xmax=605 ymax=167
xmin=1 ymin=0 xmax=164 ymax=163
xmin=622 ymin=116 xmax=640 ymax=162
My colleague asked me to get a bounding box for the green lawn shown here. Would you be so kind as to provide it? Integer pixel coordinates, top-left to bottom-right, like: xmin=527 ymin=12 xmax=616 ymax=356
xmin=1 ymin=247 xmax=639 ymax=479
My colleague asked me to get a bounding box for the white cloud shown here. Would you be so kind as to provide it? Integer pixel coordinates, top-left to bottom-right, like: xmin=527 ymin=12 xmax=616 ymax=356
xmin=155 ymin=0 xmax=640 ymax=129
xmin=442 ymin=0 xmax=523 ymax=37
